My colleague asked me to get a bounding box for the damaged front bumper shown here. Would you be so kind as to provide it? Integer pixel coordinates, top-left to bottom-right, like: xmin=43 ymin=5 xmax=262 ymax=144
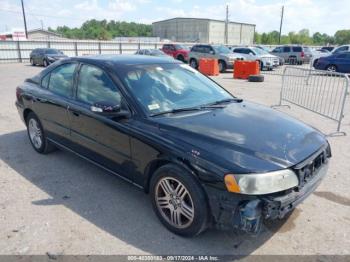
xmin=206 ymin=162 xmax=329 ymax=234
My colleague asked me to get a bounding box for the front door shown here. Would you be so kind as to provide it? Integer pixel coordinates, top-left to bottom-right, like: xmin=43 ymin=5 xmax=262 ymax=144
xmin=68 ymin=63 xmax=132 ymax=179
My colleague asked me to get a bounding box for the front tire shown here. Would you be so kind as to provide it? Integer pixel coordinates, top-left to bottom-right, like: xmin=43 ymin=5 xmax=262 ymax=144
xmin=150 ymin=164 xmax=209 ymax=237
xmin=43 ymin=59 xmax=49 ymax=67
xmin=218 ymin=60 xmax=226 ymax=73
xmin=189 ymin=59 xmax=198 ymax=69
xmin=30 ymin=58 xmax=35 ymax=66
xmin=177 ymin=55 xmax=185 ymax=62
xmin=26 ymin=112 xmax=56 ymax=154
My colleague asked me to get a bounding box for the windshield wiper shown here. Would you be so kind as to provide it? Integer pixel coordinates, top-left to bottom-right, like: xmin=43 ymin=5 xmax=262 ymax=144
xmin=150 ymin=106 xmax=202 ymax=117
xmin=206 ymin=98 xmax=243 ymax=106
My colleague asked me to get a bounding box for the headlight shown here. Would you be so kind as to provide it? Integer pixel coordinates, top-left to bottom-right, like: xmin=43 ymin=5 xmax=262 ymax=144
xmin=224 ymin=169 xmax=298 ymax=195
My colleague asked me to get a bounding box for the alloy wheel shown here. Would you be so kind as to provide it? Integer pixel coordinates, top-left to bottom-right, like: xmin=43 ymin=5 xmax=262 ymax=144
xmin=327 ymin=65 xmax=336 ymax=72
xmin=155 ymin=177 xmax=194 ymax=229
xmin=28 ymin=118 xmax=43 ymax=149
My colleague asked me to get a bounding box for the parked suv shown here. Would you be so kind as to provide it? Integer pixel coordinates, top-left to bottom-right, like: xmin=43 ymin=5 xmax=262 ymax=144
xmin=161 ymin=44 xmax=189 ymax=62
xmin=189 ymin=44 xmax=244 ymax=73
xmin=232 ymin=46 xmax=279 ymax=70
xmin=270 ymin=45 xmax=311 ymax=64
xmin=30 ymin=48 xmax=68 ymax=67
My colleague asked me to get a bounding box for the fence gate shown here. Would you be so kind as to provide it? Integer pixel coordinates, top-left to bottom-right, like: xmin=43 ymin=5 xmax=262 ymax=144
xmin=275 ymin=66 xmax=349 ymax=135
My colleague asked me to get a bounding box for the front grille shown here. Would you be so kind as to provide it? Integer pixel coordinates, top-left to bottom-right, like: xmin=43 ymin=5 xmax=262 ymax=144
xmin=293 ymin=146 xmax=331 ymax=189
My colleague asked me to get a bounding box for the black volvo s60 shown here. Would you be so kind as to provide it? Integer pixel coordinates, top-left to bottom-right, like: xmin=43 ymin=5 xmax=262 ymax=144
xmin=16 ymin=55 xmax=331 ymax=236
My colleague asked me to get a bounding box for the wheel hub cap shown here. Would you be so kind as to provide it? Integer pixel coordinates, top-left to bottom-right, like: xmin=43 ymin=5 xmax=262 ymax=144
xmin=155 ymin=177 xmax=194 ymax=229
xmin=28 ymin=118 xmax=42 ymax=149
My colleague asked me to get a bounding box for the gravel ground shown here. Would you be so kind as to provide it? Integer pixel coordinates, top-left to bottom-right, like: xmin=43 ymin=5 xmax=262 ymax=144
xmin=0 ymin=63 xmax=349 ymax=256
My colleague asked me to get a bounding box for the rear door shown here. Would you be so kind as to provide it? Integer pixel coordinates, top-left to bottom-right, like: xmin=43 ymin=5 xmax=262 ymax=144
xmin=35 ymin=62 xmax=78 ymax=144
xmin=68 ymin=63 xmax=133 ymax=179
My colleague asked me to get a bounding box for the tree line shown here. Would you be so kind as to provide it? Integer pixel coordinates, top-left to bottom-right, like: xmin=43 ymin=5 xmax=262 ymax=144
xmin=49 ymin=19 xmax=152 ymax=40
xmin=254 ymin=29 xmax=350 ymax=46
xmin=49 ymin=19 xmax=350 ymax=46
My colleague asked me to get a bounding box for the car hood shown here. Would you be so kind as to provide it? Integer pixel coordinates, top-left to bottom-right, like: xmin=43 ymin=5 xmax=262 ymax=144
xmin=152 ymin=101 xmax=327 ymax=173
xmin=260 ymin=54 xmax=278 ymax=59
xmin=223 ymin=53 xmax=245 ymax=60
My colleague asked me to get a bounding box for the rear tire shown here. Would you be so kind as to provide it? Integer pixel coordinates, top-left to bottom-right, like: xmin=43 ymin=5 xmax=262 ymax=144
xmin=177 ymin=55 xmax=185 ymax=62
xmin=43 ymin=59 xmax=49 ymax=67
xmin=26 ymin=112 xmax=56 ymax=154
xmin=150 ymin=164 xmax=209 ymax=237
xmin=326 ymin=64 xmax=337 ymax=72
xmin=30 ymin=58 xmax=35 ymax=66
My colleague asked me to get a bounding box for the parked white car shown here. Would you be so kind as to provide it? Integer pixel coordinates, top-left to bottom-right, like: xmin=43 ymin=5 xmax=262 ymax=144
xmin=310 ymin=49 xmax=331 ymax=68
xmin=232 ymin=47 xmax=280 ymax=70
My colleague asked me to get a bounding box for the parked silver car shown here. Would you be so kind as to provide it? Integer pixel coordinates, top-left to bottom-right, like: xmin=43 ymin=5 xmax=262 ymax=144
xmin=232 ymin=47 xmax=279 ymax=70
xmin=270 ymin=45 xmax=312 ymax=64
xmin=189 ymin=44 xmax=244 ymax=72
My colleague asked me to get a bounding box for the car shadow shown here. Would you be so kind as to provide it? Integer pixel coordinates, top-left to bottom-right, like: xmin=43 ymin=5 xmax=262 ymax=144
xmin=0 ymin=130 xmax=291 ymax=255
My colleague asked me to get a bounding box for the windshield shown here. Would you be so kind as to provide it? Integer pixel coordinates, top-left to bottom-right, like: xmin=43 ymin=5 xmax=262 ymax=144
xmin=175 ymin=44 xmax=189 ymax=50
xmin=213 ymin=45 xmax=231 ymax=54
xmin=252 ymin=47 xmax=268 ymax=55
xmin=45 ymin=49 xmax=61 ymax=54
xmin=119 ymin=63 xmax=233 ymax=115
xmin=151 ymin=49 xmax=166 ymax=55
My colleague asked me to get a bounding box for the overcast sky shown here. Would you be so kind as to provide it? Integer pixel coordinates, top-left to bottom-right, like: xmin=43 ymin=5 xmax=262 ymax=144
xmin=0 ymin=0 xmax=348 ymax=35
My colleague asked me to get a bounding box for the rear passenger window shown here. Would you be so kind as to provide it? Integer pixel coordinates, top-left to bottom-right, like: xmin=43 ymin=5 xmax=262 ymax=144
xmin=77 ymin=65 xmax=121 ymax=106
xmin=283 ymin=46 xmax=291 ymax=52
xmin=292 ymin=47 xmax=302 ymax=52
xmin=48 ymin=63 xmax=76 ymax=98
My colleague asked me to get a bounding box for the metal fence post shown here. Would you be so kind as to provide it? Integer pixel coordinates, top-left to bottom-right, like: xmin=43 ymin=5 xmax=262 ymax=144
xmin=119 ymin=42 xmax=122 ymax=54
xmin=47 ymin=41 xmax=51 ymax=48
xmin=98 ymin=42 xmax=101 ymax=54
xmin=336 ymin=75 xmax=349 ymax=132
xmin=16 ymin=41 xmax=22 ymax=63
xmin=74 ymin=42 xmax=78 ymax=56
xmin=138 ymin=42 xmax=141 ymax=50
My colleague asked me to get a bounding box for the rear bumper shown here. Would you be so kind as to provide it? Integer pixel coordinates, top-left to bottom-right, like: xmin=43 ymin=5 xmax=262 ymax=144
xmin=16 ymin=101 xmax=25 ymax=123
xmin=206 ymin=162 xmax=329 ymax=234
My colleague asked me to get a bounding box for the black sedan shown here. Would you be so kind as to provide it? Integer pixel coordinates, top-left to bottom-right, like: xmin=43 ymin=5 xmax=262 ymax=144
xmin=16 ymin=55 xmax=331 ymax=236
xmin=30 ymin=48 xmax=68 ymax=67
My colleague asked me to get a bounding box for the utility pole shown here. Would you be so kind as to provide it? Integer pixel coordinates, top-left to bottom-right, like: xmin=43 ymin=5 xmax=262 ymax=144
xmin=21 ymin=0 xmax=28 ymax=39
xmin=225 ymin=4 xmax=229 ymax=44
xmin=40 ymin=20 xmax=44 ymax=30
xmin=278 ymin=5 xmax=284 ymax=44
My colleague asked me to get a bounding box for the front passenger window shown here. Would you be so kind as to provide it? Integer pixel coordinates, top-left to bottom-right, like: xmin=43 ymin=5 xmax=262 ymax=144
xmin=77 ymin=65 xmax=121 ymax=107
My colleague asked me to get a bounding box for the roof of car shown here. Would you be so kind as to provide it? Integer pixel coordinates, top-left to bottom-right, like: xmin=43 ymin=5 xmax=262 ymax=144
xmin=69 ymin=54 xmax=179 ymax=67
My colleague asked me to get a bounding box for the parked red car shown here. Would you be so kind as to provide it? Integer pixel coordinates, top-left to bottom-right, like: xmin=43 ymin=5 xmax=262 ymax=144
xmin=162 ymin=44 xmax=189 ymax=62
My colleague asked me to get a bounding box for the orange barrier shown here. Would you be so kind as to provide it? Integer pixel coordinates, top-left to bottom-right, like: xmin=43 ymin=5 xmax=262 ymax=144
xmin=233 ymin=60 xmax=260 ymax=79
xmin=199 ymin=58 xmax=219 ymax=76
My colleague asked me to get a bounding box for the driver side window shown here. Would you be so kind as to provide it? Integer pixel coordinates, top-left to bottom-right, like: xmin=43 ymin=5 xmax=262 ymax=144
xmin=77 ymin=64 xmax=121 ymax=106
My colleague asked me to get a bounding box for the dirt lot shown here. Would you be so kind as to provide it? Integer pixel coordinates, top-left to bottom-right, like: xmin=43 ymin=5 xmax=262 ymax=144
xmin=0 ymin=63 xmax=349 ymax=256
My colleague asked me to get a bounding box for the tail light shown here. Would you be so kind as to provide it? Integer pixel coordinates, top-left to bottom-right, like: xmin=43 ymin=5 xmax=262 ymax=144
xmin=16 ymin=87 xmax=21 ymax=101
xmin=301 ymin=51 xmax=305 ymax=58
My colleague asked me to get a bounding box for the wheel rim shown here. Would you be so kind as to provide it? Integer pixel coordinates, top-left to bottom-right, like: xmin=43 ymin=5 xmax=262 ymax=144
xmin=155 ymin=177 xmax=194 ymax=229
xmin=190 ymin=60 xmax=196 ymax=68
xmin=219 ymin=62 xmax=223 ymax=72
xmin=327 ymin=66 xmax=336 ymax=72
xmin=28 ymin=118 xmax=43 ymax=149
